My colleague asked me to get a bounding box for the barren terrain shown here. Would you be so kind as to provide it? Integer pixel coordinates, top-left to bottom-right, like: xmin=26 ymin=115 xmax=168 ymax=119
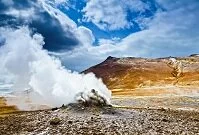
xmin=0 ymin=55 xmax=199 ymax=134
xmin=0 ymin=103 xmax=199 ymax=135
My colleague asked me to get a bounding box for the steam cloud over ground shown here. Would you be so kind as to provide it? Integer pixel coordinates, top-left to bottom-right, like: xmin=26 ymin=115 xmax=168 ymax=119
xmin=0 ymin=27 xmax=111 ymax=109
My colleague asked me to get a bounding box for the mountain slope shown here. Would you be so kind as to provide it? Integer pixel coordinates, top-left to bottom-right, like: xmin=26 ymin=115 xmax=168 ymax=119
xmin=84 ymin=55 xmax=199 ymax=96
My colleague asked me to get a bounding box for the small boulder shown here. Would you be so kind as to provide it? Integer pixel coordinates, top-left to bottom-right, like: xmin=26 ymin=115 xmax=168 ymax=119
xmin=49 ymin=118 xmax=61 ymax=125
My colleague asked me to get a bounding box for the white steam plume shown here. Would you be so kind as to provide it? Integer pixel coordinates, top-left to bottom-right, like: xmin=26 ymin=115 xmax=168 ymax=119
xmin=0 ymin=27 xmax=111 ymax=109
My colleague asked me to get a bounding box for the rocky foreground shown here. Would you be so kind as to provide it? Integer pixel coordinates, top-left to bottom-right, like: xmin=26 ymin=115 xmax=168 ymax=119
xmin=0 ymin=55 xmax=199 ymax=135
xmin=0 ymin=104 xmax=199 ymax=135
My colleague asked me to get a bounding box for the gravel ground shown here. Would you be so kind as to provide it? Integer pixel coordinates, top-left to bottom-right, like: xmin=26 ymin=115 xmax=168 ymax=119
xmin=112 ymin=96 xmax=199 ymax=111
xmin=0 ymin=104 xmax=199 ymax=135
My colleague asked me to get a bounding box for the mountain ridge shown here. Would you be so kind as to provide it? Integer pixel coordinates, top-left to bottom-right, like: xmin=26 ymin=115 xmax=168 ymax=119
xmin=83 ymin=54 xmax=199 ymax=96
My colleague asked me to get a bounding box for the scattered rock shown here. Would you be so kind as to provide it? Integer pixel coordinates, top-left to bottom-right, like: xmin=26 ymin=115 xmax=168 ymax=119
xmin=0 ymin=98 xmax=199 ymax=135
xmin=162 ymin=118 xmax=169 ymax=122
xmin=68 ymin=120 xmax=73 ymax=124
xmin=49 ymin=117 xmax=61 ymax=125
xmin=51 ymin=107 xmax=59 ymax=111
xmin=160 ymin=107 xmax=166 ymax=111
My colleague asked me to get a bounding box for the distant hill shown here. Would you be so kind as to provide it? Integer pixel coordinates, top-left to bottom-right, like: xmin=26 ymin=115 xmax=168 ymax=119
xmin=83 ymin=55 xmax=199 ymax=96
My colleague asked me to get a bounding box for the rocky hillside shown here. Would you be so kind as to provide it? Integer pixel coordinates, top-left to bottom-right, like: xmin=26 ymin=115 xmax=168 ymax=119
xmin=83 ymin=55 xmax=199 ymax=96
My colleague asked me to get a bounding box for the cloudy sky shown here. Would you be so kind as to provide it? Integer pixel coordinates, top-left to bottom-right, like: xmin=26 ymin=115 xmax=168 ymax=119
xmin=0 ymin=0 xmax=199 ymax=71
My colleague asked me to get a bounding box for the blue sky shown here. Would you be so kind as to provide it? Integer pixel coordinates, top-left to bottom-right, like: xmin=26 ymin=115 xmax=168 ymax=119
xmin=60 ymin=0 xmax=160 ymax=41
xmin=0 ymin=0 xmax=199 ymax=71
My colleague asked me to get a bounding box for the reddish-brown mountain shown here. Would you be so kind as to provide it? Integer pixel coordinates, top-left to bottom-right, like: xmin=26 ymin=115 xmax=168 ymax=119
xmin=83 ymin=55 xmax=199 ymax=97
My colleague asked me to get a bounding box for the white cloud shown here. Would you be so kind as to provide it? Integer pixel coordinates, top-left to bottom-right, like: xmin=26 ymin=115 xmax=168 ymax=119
xmin=82 ymin=0 xmax=150 ymax=31
xmin=44 ymin=0 xmax=69 ymax=8
xmin=54 ymin=0 xmax=68 ymax=5
xmin=1 ymin=0 xmax=13 ymax=6
xmin=98 ymin=37 xmax=120 ymax=45
xmin=39 ymin=0 xmax=77 ymax=29
xmin=39 ymin=0 xmax=96 ymax=48
xmin=121 ymin=0 xmax=150 ymax=13
xmin=82 ymin=0 xmax=127 ymax=30
xmin=76 ymin=26 xmax=95 ymax=47
xmin=4 ymin=7 xmax=36 ymax=20
xmin=108 ymin=0 xmax=199 ymax=58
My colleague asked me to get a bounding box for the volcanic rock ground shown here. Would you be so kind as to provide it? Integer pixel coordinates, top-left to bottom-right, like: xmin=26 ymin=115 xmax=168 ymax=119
xmin=0 ymin=94 xmax=198 ymax=134
xmin=0 ymin=103 xmax=199 ymax=135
